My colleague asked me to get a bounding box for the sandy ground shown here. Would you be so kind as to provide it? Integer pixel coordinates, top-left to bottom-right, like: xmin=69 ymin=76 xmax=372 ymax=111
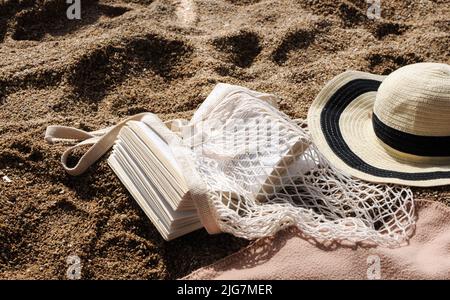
xmin=0 ymin=0 xmax=449 ymax=279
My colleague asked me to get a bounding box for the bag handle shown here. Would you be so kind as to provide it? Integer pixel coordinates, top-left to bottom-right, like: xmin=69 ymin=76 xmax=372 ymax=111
xmin=45 ymin=113 xmax=155 ymax=176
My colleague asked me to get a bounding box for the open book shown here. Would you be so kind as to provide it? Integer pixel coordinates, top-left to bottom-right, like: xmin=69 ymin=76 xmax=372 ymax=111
xmin=108 ymin=120 xmax=202 ymax=241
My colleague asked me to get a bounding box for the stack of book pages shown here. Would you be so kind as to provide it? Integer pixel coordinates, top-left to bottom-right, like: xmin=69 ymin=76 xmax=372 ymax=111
xmin=108 ymin=120 xmax=202 ymax=240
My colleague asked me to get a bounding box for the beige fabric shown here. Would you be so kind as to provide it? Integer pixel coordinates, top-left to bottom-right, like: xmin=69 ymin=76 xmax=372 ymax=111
xmin=185 ymin=200 xmax=450 ymax=280
xmin=308 ymin=63 xmax=450 ymax=187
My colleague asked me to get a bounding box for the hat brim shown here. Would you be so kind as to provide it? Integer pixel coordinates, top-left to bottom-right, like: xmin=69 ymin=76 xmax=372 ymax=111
xmin=308 ymin=71 xmax=450 ymax=187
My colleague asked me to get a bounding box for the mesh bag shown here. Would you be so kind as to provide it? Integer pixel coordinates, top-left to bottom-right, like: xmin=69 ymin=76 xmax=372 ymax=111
xmin=177 ymin=84 xmax=416 ymax=247
xmin=45 ymin=83 xmax=416 ymax=247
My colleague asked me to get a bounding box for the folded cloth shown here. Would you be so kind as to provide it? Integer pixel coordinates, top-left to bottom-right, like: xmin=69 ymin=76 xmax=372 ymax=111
xmin=184 ymin=200 xmax=450 ymax=280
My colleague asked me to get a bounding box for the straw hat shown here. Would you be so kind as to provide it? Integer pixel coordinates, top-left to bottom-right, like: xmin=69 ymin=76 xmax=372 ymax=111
xmin=308 ymin=62 xmax=450 ymax=187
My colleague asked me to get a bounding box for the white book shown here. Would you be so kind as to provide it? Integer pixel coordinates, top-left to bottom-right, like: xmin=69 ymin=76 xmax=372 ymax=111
xmin=107 ymin=120 xmax=202 ymax=241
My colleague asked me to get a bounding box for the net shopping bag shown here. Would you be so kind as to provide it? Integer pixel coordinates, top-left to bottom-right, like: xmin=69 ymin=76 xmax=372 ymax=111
xmin=45 ymin=83 xmax=415 ymax=247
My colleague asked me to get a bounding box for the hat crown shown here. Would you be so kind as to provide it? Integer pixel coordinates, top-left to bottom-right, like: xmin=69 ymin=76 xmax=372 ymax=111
xmin=373 ymin=63 xmax=450 ymax=137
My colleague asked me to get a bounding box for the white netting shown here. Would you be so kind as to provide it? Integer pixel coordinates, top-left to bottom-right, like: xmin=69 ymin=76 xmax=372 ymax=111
xmin=179 ymin=87 xmax=415 ymax=247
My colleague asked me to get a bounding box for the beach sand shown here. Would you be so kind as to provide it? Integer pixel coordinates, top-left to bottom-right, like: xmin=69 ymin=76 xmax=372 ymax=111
xmin=0 ymin=0 xmax=449 ymax=279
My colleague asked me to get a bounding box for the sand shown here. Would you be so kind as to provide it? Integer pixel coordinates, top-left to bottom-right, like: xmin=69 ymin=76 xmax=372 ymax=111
xmin=0 ymin=0 xmax=449 ymax=279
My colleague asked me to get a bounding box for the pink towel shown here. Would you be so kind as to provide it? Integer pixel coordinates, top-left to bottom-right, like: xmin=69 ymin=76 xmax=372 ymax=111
xmin=185 ymin=200 xmax=450 ymax=279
